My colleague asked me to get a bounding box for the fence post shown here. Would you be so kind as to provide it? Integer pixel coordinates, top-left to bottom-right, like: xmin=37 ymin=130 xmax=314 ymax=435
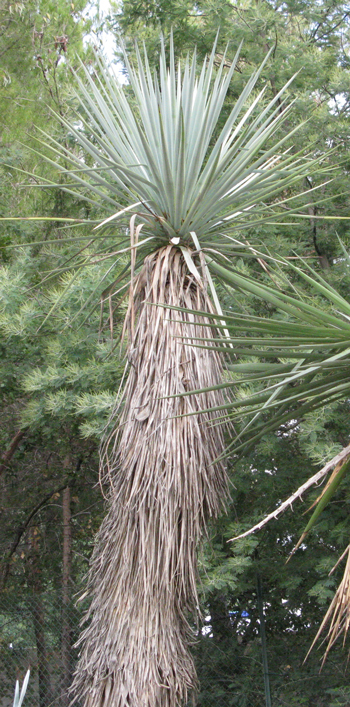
xmin=256 ymin=573 xmax=272 ymax=707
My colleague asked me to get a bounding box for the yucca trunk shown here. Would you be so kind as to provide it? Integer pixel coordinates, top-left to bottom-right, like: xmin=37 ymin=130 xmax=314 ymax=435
xmin=71 ymin=246 xmax=229 ymax=707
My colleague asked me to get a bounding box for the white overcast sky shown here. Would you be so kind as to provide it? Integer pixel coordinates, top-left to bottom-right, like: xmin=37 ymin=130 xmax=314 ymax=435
xmin=86 ymin=0 xmax=117 ymax=63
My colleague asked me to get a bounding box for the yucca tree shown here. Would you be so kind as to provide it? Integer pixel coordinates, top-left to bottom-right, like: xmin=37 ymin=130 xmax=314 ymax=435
xmin=25 ymin=37 xmax=331 ymax=707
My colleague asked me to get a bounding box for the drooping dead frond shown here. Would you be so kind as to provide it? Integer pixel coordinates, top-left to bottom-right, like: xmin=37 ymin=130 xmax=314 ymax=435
xmin=288 ymin=456 xmax=350 ymax=560
xmin=230 ymin=443 xmax=350 ymax=542
xmin=306 ymin=544 xmax=350 ymax=668
xmin=71 ymin=246 xmax=230 ymax=707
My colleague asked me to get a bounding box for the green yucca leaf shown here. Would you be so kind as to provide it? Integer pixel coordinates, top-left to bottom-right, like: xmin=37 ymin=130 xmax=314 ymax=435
xmin=18 ymin=37 xmax=331 ymax=266
xmin=175 ymin=250 xmax=350 ymax=453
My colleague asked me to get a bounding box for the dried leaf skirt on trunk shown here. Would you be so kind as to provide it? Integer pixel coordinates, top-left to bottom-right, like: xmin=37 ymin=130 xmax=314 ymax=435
xmin=72 ymin=246 xmax=229 ymax=707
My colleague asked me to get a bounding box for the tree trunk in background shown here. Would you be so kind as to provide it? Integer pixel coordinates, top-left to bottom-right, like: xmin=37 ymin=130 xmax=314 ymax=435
xmin=0 ymin=429 xmax=26 ymax=477
xmin=29 ymin=527 xmax=52 ymax=707
xmin=61 ymin=483 xmax=72 ymax=706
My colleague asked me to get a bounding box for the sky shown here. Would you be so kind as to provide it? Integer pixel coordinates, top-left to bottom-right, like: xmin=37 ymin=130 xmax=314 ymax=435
xmin=85 ymin=0 xmax=117 ymax=64
xmin=97 ymin=0 xmax=116 ymax=60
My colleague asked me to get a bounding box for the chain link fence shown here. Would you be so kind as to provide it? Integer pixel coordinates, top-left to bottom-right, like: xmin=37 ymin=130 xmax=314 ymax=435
xmin=0 ymin=593 xmax=82 ymax=707
xmin=0 ymin=593 xmax=264 ymax=707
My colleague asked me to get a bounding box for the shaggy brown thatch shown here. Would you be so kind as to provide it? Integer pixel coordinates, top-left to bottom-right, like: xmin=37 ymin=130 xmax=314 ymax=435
xmin=307 ymin=543 xmax=350 ymax=668
xmin=71 ymin=246 xmax=230 ymax=707
xmin=304 ymin=456 xmax=350 ymax=668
